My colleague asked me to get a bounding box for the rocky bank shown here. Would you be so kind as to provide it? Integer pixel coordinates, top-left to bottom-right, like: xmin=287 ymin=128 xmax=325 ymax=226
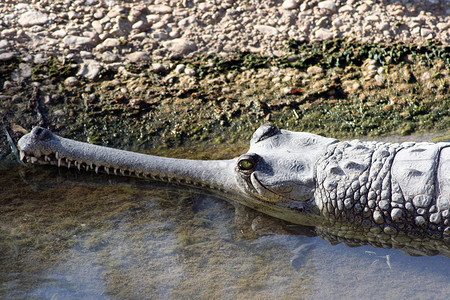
xmin=0 ymin=0 xmax=449 ymax=156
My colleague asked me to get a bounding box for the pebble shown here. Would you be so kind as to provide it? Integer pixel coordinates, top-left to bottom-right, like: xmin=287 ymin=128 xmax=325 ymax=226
xmin=52 ymin=29 xmax=67 ymax=38
xmin=18 ymin=11 xmax=49 ymax=27
xmin=1 ymin=28 xmax=16 ymax=36
xmin=34 ymin=54 xmax=49 ymax=64
xmin=163 ymin=38 xmax=197 ymax=56
xmin=98 ymin=51 xmax=118 ymax=63
xmin=100 ymin=38 xmax=121 ymax=48
xmin=375 ymin=74 xmax=385 ymax=85
xmin=339 ymin=5 xmax=353 ymax=12
xmin=3 ymin=81 xmax=14 ymax=90
xmin=80 ymin=51 xmax=93 ymax=59
xmin=318 ymin=1 xmax=337 ymax=13
xmin=307 ymin=66 xmax=324 ymax=75
xmin=132 ymin=20 xmax=145 ymax=30
xmin=126 ymin=51 xmax=149 ymax=63
xmin=366 ymin=15 xmax=380 ymax=22
xmin=92 ymin=20 xmax=103 ymax=34
xmin=18 ymin=63 xmax=32 ymax=78
xmin=184 ymin=67 xmax=196 ymax=76
xmin=254 ymin=25 xmax=279 ymax=36
xmin=152 ymin=30 xmax=169 ymax=41
xmin=131 ymin=32 xmax=147 ymax=40
xmin=151 ymin=63 xmax=165 ymax=73
xmin=77 ymin=60 xmax=102 ymax=79
xmin=421 ymin=28 xmax=434 ymax=38
xmin=175 ymin=64 xmax=186 ymax=74
xmin=0 ymin=40 xmax=9 ymax=49
xmin=332 ymin=18 xmax=343 ymax=28
xmin=148 ymin=5 xmax=173 ymax=14
xmin=281 ymin=0 xmax=299 ymax=10
xmin=357 ymin=4 xmax=370 ymax=13
xmin=63 ymin=35 xmax=95 ymax=47
xmin=437 ymin=22 xmax=449 ymax=31
xmin=65 ymin=76 xmax=79 ymax=87
xmin=314 ymin=28 xmax=334 ymax=40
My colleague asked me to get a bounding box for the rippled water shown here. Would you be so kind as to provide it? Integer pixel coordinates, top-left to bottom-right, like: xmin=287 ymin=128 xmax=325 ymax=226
xmin=0 ymin=161 xmax=449 ymax=299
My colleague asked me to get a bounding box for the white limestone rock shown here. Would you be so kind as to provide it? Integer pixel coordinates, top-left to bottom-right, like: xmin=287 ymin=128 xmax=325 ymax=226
xmin=18 ymin=11 xmax=49 ymax=27
xmin=163 ymin=38 xmax=197 ymax=56
xmin=282 ymin=0 xmax=299 ymax=10
xmin=77 ymin=60 xmax=102 ymax=80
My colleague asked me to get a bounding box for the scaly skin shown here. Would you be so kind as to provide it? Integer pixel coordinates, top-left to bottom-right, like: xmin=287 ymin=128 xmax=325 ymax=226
xmin=17 ymin=125 xmax=450 ymax=256
xmin=316 ymin=139 xmax=450 ymax=237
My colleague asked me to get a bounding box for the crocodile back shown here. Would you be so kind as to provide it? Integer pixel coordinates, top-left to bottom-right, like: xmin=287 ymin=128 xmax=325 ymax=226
xmin=315 ymin=140 xmax=450 ymax=241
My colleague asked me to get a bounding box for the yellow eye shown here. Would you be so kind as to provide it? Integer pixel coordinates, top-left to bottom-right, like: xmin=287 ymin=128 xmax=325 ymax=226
xmin=237 ymin=154 xmax=260 ymax=174
xmin=239 ymin=159 xmax=254 ymax=171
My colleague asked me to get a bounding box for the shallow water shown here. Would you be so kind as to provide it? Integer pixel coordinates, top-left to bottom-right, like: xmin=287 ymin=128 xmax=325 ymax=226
xmin=0 ymin=159 xmax=449 ymax=299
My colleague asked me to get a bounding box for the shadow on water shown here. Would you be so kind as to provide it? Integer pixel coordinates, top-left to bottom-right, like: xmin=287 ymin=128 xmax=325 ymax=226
xmin=0 ymin=162 xmax=449 ymax=299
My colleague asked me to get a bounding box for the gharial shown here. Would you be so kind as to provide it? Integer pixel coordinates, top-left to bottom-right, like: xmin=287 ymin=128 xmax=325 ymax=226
xmin=17 ymin=124 xmax=450 ymax=256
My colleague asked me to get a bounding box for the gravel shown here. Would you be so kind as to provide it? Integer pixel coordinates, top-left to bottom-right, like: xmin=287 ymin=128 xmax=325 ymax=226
xmin=0 ymin=0 xmax=449 ymax=80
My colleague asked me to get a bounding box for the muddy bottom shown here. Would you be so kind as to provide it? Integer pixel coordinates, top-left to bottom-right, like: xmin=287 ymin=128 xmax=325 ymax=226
xmin=0 ymin=162 xmax=449 ymax=299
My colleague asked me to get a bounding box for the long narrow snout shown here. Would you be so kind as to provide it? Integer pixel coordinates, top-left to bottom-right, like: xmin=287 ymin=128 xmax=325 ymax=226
xmin=18 ymin=127 xmax=237 ymax=192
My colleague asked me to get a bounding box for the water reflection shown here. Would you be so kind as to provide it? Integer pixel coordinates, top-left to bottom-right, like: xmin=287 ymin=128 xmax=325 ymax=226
xmin=0 ymin=164 xmax=449 ymax=299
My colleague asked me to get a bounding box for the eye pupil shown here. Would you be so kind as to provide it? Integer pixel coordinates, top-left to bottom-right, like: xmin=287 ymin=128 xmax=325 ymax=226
xmin=239 ymin=159 xmax=254 ymax=171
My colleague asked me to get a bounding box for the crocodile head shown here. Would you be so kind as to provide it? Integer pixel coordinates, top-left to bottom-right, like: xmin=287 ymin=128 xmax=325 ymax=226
xmin=232 ymin=124 xmax=338 ymax=224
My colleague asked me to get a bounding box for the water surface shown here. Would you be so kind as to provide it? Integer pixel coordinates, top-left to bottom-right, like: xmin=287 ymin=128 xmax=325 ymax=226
xmin=0 ymin=158 xmax=449 ymax=299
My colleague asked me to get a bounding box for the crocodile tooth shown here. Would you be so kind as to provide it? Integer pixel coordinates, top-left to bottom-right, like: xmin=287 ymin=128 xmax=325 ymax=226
xmin=167 ymin=177 xmax=172 ymax=182
xmin=67 ymin=161 xmax=71 ymax=169
xmin=105 ymin=167 xmax=109 ymax=175
xmin=114 ymin=169 xmax=117 ymax=175
xmin=120 ymin=169 xmax=125 ymax=175
xmin=31 ymin=157 xmax=38 ymax=163
xmin=95 ymin=166 xmax=99 ymax=174
xmin=55 ymin=152 xmax=60 ymax=159
xmin=151 ymin=175 xmax=156 ymax=180
xmin=77 ymin=161 xmax=81 ymax=171
xmin=44 ymin=155 xmax=50 ymax=162
xmin=58 ymin=158 xmax=61 ymax=167
xmin=20 ymin=151 xmax=25 ymax=161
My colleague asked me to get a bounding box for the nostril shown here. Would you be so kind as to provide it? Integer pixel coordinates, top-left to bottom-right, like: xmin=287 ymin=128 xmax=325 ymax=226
xmin=34 ymin=127 xmax=43 ymax=136
xmin=32 ymin=127 xmax=53 ymax=141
